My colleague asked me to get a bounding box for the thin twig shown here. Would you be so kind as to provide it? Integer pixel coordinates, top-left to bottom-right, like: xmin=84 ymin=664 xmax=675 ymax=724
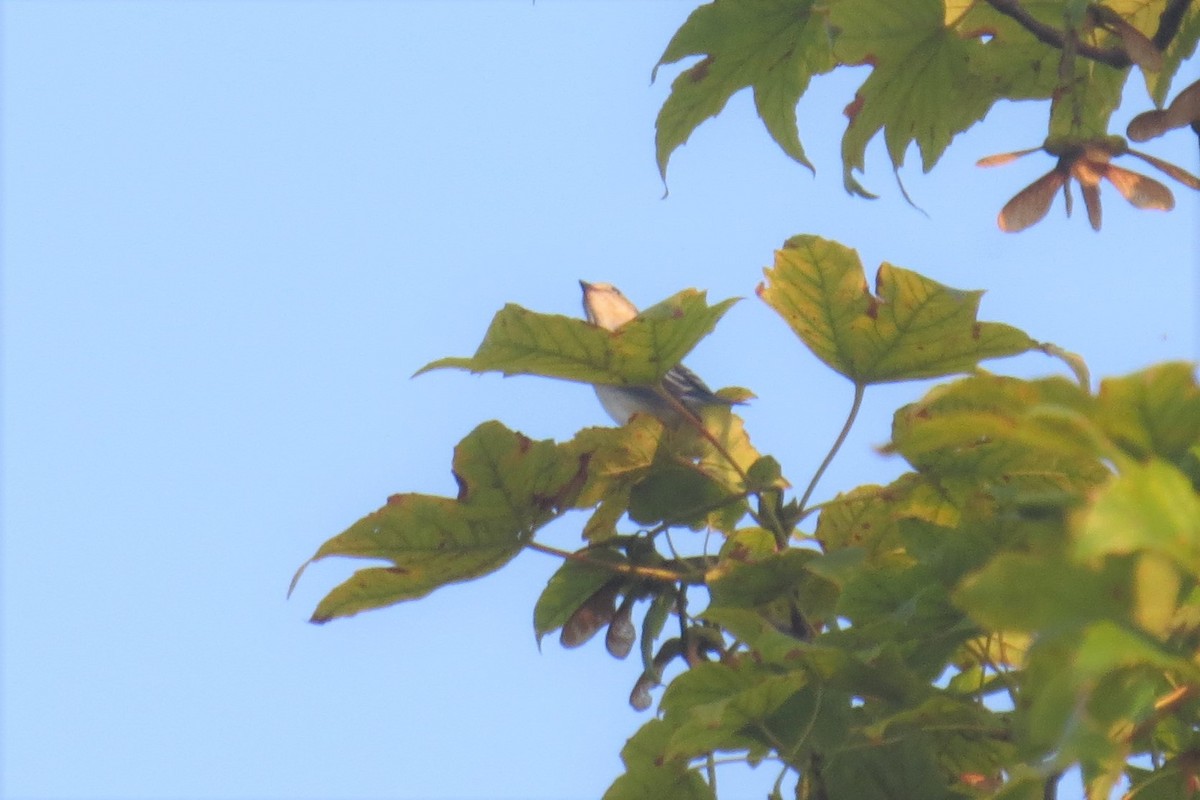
xmin=982 ymin=0 xmax=1182 ymax=70
xmin=1043 ymin=770 xmax=1061 ymax=800
xmin=1153 ymin=0 xmax=1193 ymax=51
xmin=798 ymin=382 xmax=865 ymax=515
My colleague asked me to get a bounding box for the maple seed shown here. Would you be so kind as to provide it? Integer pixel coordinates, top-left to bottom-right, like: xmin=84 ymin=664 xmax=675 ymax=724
xmin=980 ymin=140 xmax=1196 ymax=232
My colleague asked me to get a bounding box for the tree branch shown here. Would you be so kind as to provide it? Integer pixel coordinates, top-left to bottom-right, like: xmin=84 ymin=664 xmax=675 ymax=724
xmin=525 ymin=540 xmax=700 ymax=584
xmin=1153 ymin=0 xmax=1193 ymax=51
xmin=984 ymin=0 xmax=1129 ymax=68
xmin=983 ymin=0 xmax=1194 ymax=71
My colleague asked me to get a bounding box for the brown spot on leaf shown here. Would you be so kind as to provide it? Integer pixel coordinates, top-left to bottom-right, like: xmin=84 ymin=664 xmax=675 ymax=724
xmin=865 ymin=296 xmax=880 ymax=320
xmin=972 ymin=322 xmax=982 ymax=340
xmin=844 ymin=92 xmax=865 ymax=121
xmin=687 ymin=56 xmax=713 ymax=83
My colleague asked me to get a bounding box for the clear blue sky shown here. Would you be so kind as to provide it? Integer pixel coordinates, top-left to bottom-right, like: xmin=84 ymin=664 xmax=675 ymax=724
xmin=3 ymin=3 xmax=1196 ymax=799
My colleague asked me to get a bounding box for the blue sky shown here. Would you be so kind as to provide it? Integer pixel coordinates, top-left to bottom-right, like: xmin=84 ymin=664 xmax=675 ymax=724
xmin=2 ymin=2 xmax=1196 ymax=799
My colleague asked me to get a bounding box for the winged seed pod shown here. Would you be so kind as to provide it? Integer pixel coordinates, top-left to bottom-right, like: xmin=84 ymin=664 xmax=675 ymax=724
xmin=1127 ymin=79 xmax=1200 ymax=143
xmin=977 ymin=139 xmax=1200 ymax=232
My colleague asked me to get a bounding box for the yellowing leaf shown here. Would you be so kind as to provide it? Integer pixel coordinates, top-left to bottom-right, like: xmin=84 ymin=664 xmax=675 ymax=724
xmin=419 ymin=291 xmax=737 ymax=387
xmin=759 ymin=235 xmax=1037 ymax=384
xmin=888 ymin=375 xmax=1107 ymax=494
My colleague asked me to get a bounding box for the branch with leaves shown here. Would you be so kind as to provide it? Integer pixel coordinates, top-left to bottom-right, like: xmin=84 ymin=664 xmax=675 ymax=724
xmin=291 ymin=230 xmax=1200 ymax=799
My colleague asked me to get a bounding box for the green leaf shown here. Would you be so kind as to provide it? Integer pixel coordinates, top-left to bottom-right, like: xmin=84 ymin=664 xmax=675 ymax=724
xmin=830 ymin=0 xmax=1003 ymax=196
xmin=653 ymin=0 xmax=834 ymax=181
xmin=418 ymin=290 xmax=737 ymax=387
xmin=1072 ymin=620 xmax=1200 ymax=682
xmin=664 ymin=668 xmax=809 ymax=761
xmin=571 ymin=417 xmax=665 ymax=508
xmin=758 ymin=235 xmax=1037 ymax=384
xmin=954 ymin=553 xmax=1131 ymax=633
xmin=822 ymin=733 xmax=960 ymax=800
xmin=888 ymin=375 xmax=1106 ymax=495
xmin=293 ymin=422 xmax=586 ymax=622
xmin=837 ymin=562 xmax=971 ymax=676
xmin=1096 ymin=362 xmax=1200 ymax=464
xmin=604 ymin=720 xmax=717 ymax=800
xmin=1048 ymin=56 xmax=1128 ymax=140
xmin=814 ymin=483 xmax=903 ymax=553
xmin=1075 ymin=458 xmax=1200 ymax=578
xmin=864 ymin=694 xmax=1014 ymax=778
xmin=1126 ymin=755 xmax=1200 ymax=800
xmin=1147 ymin=2 xmax=1200 ymax=106
xmin=628 ymin=464 xmax=737 ymax=528
xmin=532 ymin=549 xmax=628 ymax=644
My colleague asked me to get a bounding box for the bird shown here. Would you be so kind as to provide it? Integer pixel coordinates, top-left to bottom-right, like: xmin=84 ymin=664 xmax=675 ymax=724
xmin=579 ymin=280 xmax=737 ymax=425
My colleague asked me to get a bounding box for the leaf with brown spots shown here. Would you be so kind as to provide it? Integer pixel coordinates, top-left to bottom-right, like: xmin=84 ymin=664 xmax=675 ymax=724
xmin=758 ymin=234 xmax=1037 ymax=385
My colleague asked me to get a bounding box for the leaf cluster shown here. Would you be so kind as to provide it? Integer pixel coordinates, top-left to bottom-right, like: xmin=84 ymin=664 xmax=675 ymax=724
xmin=653 ymin=0 xmax=1200 ymax=229
xmin=292 ymin=233 xmax=1200 ymax=798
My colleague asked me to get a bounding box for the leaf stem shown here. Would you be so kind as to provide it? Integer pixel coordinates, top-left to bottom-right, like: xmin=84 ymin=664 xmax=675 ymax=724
xmin=798 ymin=382 xmax=865 ymax=515
xmin=524 ymin=540 xmax=697 ymax=584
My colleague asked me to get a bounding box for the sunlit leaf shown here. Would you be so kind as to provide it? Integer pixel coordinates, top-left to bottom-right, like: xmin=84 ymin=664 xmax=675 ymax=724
xmin=888 ymin=375 xmax=1106 ymax=494
xmin=1074 ymin=459 xmax=1200 ymax=578
xmin=758 ymin=235 xmax=1038 ymax=384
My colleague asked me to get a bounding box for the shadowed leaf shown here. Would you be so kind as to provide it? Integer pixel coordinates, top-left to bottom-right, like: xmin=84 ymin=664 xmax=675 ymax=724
xmin=533 ymin=549 xmax=628 ymax=644
xmin=418 ymin=291 xmax=737 ymax=387
xmin=653 ymin=0 xmax=834 ymax=182
xmin=293 ymin=422 xmax=587 ymax=622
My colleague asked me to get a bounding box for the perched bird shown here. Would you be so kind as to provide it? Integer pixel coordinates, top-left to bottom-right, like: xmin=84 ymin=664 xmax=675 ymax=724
xmin=579 ymin=280 xmax=736 ymax=425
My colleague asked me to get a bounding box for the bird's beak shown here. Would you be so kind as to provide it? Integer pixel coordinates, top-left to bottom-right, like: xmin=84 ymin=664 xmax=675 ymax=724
xmin=579 ymin=279 xmax=593 ymax=292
